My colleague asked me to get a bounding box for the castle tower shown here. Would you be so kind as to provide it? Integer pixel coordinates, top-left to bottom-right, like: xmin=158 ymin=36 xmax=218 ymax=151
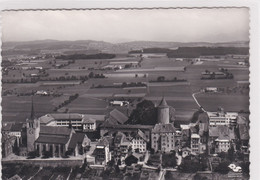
xmin=26 ymin=97 xmax=40 ymax=152
xmin=157 ymin=97 xmax=170 ymax=124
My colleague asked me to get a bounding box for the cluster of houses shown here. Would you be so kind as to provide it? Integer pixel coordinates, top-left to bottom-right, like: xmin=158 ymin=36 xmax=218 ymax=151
xmin=2 ymin=97 xmax=249 ymax=173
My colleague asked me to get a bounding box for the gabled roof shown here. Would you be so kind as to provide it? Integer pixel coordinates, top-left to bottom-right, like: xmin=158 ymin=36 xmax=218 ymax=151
xmin=39 ymin=115 xmax=55 ymax=124
xmin=152 ymin=123 xmax=175 ymax=133
xmin=83 ymin=117 xmax=96 ymax=124
xmin=35 ymin=136 xmax=70 ymax=144
xmin=109 ymin=109 xmax=128 ymax=124
xmin=68 ymin=133 xmax=86 ymax=149
xmin=40 ymin=126 xmax=72 ymax=136
xmin=97 ymin=137 xmax=110 ymax=147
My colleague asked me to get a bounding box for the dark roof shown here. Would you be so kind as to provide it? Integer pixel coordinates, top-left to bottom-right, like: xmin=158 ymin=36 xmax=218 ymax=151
xmin=68 ymin=133 xmax=86 ymax=149
xmin=158 ymin=97 xmax=168 ymax=107
xmin=152 ymin=123 xmax=175 ymax=133
xmin=237 ymin=116 xmax=248 ymax=125
xmin=40 ymin=126 xmax=72 ymax=136
xmin=239 ymin=124 xmax=249 ymax=140
xmin=83 ymin=114 xmax=105 ymax=121
xmin=35 ymin=135 xmax=70 ymax=144
xmin=109 ymin=109 xmax=128 ymax=124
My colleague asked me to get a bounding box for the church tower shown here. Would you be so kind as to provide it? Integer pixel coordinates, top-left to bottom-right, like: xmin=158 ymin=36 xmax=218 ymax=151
xmin=157 ymin=97 xmax=170 ymax=124
xmin=26 ymin=97 xmax=40 ymax=152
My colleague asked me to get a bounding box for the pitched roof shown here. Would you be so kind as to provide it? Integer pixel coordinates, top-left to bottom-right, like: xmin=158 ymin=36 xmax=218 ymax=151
xmin=152 ymin=123 xmax=175 ymax=133
xmin=97 ymin=137 xmax=110 ymax=147
xmin=50 ymin=113 xmax=83 ymax=120
xmin=158 ymin=97 xmax=168 ymax=107
xmin=132 ymin=129 xmax=149 ymax=142
xmin=83 ymin=117 xmax=96 ymax=124
xmin=39 ymin=115 xmax=55 ymax=124
xmin=109 ymin=109 xmax=128 ymax=124
xmin=68 ymin=133 xmax=86 ymax=149
xmin=40 ymin=126 xmax=72 ymax=136
xmin=35 ymin=136 xmax=70 ymax=144
xmin=237 ymin=116 xmax=248 ymax=125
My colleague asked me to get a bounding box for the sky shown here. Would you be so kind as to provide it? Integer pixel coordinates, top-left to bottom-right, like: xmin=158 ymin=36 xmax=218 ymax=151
xmin=1 ymin=8 xmax=249 ymax=43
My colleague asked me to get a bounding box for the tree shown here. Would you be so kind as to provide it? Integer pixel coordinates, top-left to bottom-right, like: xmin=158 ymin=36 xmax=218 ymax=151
xmin=228 ymin=145 xmax=235 ymax=161
xmin=157 ymin=76 xmax=165 ymax=82
xmin=125 ymin=155 xmax=138 ymax=166
xmin=88 ymin=72 xmax=94 ymax=78
xmin=215 ymin=161 xmax=230 ymax=174
xmin=127 ymin=100 xmax=157 ymax=125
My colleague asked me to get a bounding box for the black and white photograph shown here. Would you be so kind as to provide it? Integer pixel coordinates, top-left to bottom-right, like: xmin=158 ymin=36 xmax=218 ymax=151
xmin=0 ymin=6 xmax=254 ymax=180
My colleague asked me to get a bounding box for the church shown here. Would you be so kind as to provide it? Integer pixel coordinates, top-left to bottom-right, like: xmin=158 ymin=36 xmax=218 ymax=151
xmin=26 ymin=99 xmax=76 ymax=157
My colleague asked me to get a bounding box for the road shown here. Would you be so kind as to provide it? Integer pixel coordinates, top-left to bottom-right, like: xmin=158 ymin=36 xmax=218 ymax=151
xmin=192 ymin=92 xmax=206 ymax=112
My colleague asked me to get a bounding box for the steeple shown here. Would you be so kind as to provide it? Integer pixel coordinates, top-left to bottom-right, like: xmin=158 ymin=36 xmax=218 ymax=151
xmin=158 ymin=96 xmax=168 ymax=107
xmin=30 ymin=96 xmax=35 ymax=119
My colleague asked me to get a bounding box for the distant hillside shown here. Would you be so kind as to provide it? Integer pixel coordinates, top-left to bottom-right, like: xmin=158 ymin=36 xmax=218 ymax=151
xmin=2 ymin=40 xmax=249 ymax=56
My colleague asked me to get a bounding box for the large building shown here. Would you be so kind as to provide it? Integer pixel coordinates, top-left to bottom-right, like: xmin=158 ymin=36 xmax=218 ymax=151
xmin=151 ymin=123 xmax=176 ymax=152
xmin=207 ymin=108 xmax=238 ymax=127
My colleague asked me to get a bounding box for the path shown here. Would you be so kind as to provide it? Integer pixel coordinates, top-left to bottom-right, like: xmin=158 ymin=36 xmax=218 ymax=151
xmin=192 ymin=92 xmax=206 ymax=112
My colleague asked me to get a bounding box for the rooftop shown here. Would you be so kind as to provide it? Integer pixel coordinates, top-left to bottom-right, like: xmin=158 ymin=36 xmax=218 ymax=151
xmin=152 ymin=123 xmax=175 ymax=133
xmin=158 ymin=97 xmax=168 ymax=108
xmin=109 ymin=109 xmax=128 ymax=124
xmin=191 ymin=134 xmax=200 ymax=138
xmin=35 ymin=136 xmax=70 ymax=144
xmin=209 ymin=125 xmax=235 ymax=140
xmin=40 ymin=126 xmax=72 ymax=136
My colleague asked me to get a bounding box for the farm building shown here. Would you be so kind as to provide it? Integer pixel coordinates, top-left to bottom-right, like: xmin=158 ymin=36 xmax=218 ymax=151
xmin=204 ymin=87 xmax=218 ymax=93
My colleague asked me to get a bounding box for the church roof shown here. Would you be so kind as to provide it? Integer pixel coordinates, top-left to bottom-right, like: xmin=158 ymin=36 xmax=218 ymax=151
xmin=40 ymin=126 xmax=72 ymax=136
xmin=35 ymin=136 xmax=70 ymax=144
xmin=158 ymin=97 xmax=168 ymax=107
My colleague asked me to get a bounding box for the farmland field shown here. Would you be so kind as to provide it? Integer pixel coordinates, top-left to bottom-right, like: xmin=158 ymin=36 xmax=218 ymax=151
xmin=196 ymin=93 xmax=249 ymax=112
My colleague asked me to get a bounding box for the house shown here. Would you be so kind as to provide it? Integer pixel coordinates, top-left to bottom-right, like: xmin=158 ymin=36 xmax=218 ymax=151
xmin=204 ymin=87 xmax=218 ymax=93
xmin=93 ymin=137 xmax=111 ymax=165
xmin=113 ymin=132 xmax=131 ymax=162
xmin=130 ymin=129 xmax=149 ymax=153
xmin=82 ymin=117 xmax=96 ymax=131
xmin=209 ymin=125 xmax=236 ymax=154
xmin=191 ymin=134 xmax=200 ymax=154
xmin=151 ymin=123 xmax=176 ymax=152
xmin=236 ymin=116 xmax=249 ymax=153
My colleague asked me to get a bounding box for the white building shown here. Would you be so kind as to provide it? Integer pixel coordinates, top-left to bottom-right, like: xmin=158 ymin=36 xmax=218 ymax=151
xmin=130 ymin=129 xmax=148 ymax=153
xmin=207 ymin=108 xmax=238 ymax=126
xmin=215 ymin=139 xmax=231 ymax=153
xmin=191 ymin=134 xmax=200 ymax=154
xmin=82 ymin=117 xmax=96 ymax=131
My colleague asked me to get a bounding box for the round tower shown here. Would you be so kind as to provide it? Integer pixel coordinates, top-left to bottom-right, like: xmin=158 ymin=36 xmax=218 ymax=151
xmin=157 ymin=97 xmax=170 ymax=124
